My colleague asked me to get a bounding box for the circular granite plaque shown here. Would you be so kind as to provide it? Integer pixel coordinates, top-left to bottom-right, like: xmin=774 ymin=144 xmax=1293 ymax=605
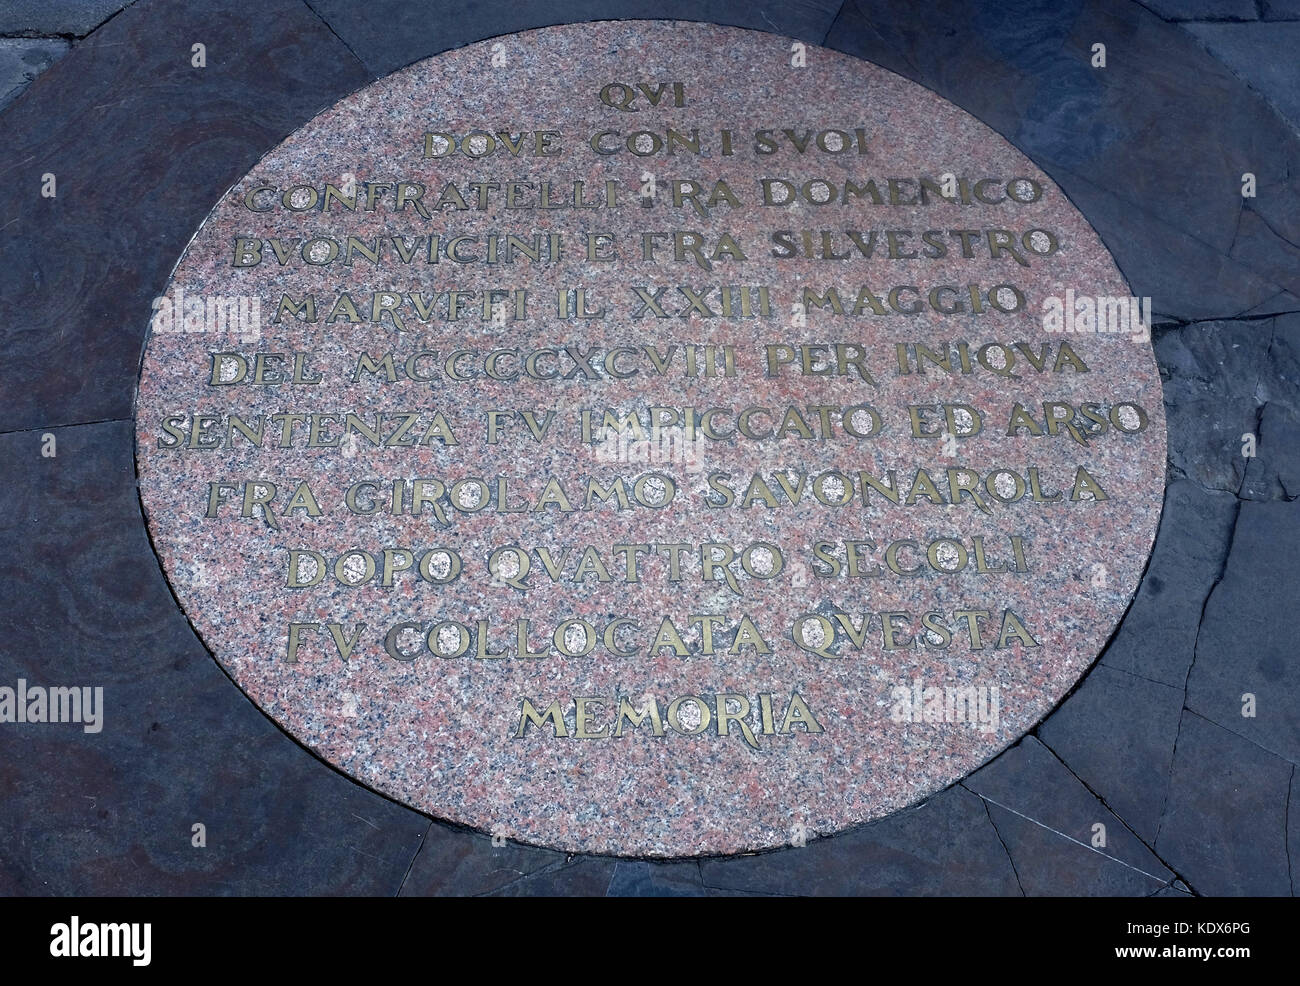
xmin=136 ymin=21 xmax=1166 ymax=856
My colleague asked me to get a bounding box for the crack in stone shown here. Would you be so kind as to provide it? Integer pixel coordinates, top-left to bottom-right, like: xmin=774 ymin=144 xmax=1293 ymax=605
xmin=1097 ymin=662 xmax=1182 ymax=690
xmin=1156 ymin=308 xmax=1300 ymax=328
xmin=0 ymin=4 xmax=140 ymax=45
xmin=1259 ymin=319 xmax=1280 ymax=404
xmin=819 ymin=0 xmax=848 ymax=46
xmin=1128 ymin=0 xmax=1174 ymax=24
xmin=1145 ymin=880 xmax=1188 ymax=896
xmin=605 ymin=858 xmax=716 ymax=897
xmin=1158 ymin=496 xmax=1244 ymax=843
xmin=0 ymin=30 xmax=81 ymax=41
xmin=1226 ymin=194 xmax=1246 ymax=258
xmin=972 ymin=790 xmax=1174 ymax=888
xmin=1288 ymin=764 xmax=1296 ymax=896
xmin=1166 ymin=462 xmax=1297 ymax=504
xmin=967 ymin=786 xmax=1024 ymax=896
xmin=0 ymin=416 xmax=129 ymax=439
xmin=469 ymin=854 xmax=573 ymax=897
xmin=693 ymin=877 xmax=796 ymax=898
xmin=1037 ymin=736 xmax=1200 ymax=895
xmin=1182 ymin=706 xmax=1299 ymax=767
xmin=757 ymin=9 xmax=783 ymax=36
xmin=393 ymin=820 xmax=434 ymax=896
xmin=1240 ymin=399 xmax=1268 ymax=495
xmin=298 ymin=0 xmax=370 ymax=75
xmin=1245 ymin=200 xmax=1300 ymax=255
xmin=1186 ymin=495 xmax=1240 ymax=683
xmin=841 ymin=0 xmax=926 ymax=84
xmin=1248 ymin=318 xmax=1275 ymax=417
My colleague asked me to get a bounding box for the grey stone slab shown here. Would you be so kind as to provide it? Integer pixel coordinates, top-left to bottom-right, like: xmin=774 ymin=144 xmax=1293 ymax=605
xmin=699 ymin=785 xmax=1022 ymax=895
xmin=982 ymin=802 xmax=1168 ymax=895
xmin=1039 ymin=665 xmax=1185 ymax=845
xmin=1101 ymin=480 xmax=1238 ymax=687
xmin=1051 ymin=14 xmax=1299 ymax=289
xmin=0 ymin=423 xmax=199 ymax=677
xmin=0 ymin=0 xmax=370 ymax=434
xmin=1156 ymin=320 xmax=1274 ymax=492
xmin=0 ymin=37 xmax=67 ymax=110
xmin=0 ymin=0 xmax=130 ymax=36
xmin=0 ymin=421 xmax=427 ymax=894
xmin=822 ymin=0 xmax=1044 ymax=141
xmin=825 ymin=0 xmax=1300 ymax=321
xmin=306 ymin=0 xmax=844 ymax=77
xmin=1185 ymin=23 xmax=1300 ymax=134
xmin=398 ymin=826 xmax=569 ymax=895
xmin=1049 ymin=166 xmax=1289 ymax=322
xmin=607 ymin=860 xmax=709 ymax=896
xmin=484 ymin=857 xmax=618 ymax=895
xmin=1141 ymin=0 xmax=1258 ymax=17
xmin=1156 ymin=712 xmax=1293 ymax=895
xmin=964 ymin=737 xmax=1174 ymax=889
xmin=1188 ymin=500 xmax=1300 ymax=762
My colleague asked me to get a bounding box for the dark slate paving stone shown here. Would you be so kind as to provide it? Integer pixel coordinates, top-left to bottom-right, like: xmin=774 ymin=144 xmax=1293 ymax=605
xmin=0 ymin=38 xmax=67 ymax=110
xmin=1156 ymin=713 xmax=1293 ymax=895
xmin=1185 ymin=23 xmax=1300 ymax=134
xmin=963 ymin=737 xmax=1174 ymax=889
xmin=0 ymin=0 xmax=131 ymax=36
xmin=1230 ymin=199 xmax=1300 ymax=309
xmin=399 ymin=825 xmax=571 ymax=895
xmin=1101 ymin=480 xmax=1237 ymax=687
xmin=823 ymin=0 xmax=1062 ymax=142
xmin=1241 ymin=401 xmax=1300 ymax=500
xmin=485 ymin=857 xmax=618 ymax=896
xmin=1141 ymin=0 xmax=1257 ymax=17
xmin=1149 ymin=883 xmax=1193 ymax=896
xmin=0 ymin=0 xmax=370 ymax=434
xmin=307 ymin=0 xmax=844 ymax=77
xmin=1188 ymin=500 xmax=1300 ymax=762
xmin=1156 ymin=320 xmax=1275 ymax=492
xmin=0 ymin=421 xmax=426 ymax=894
xmin=825 ymin=0 xmax=1300 ymax=320
xmin=1047 ymin=11 xmax=1300 ymax=306
xmin=1050 ymin=166 xmax=1286 ymax=323
xmin=606 ymin=860 xmax=709 ymax=896
xmin=1038 ymin=665 xmax=1184 ymax=845
xmin=699 ymin=785 xmax=1021 ymax=895
xmin=1263 ymin=0 xmax=1300 ymax=16
xmin=982 ymin=802 xmax=1168 ymax=895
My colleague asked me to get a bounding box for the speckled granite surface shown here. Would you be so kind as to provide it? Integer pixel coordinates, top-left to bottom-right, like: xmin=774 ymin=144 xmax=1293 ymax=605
xmin=134 ymin=21 xmax=1165 ymax=856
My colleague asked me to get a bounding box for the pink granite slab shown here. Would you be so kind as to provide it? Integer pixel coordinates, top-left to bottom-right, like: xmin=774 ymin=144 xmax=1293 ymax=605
xmin=134 ymin=21 xmax=1166 ymax=857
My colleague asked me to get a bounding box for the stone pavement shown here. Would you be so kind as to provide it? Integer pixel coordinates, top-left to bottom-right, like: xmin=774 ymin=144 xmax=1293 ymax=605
xmin=0 ymin=0 xmax=1296 ymax=895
